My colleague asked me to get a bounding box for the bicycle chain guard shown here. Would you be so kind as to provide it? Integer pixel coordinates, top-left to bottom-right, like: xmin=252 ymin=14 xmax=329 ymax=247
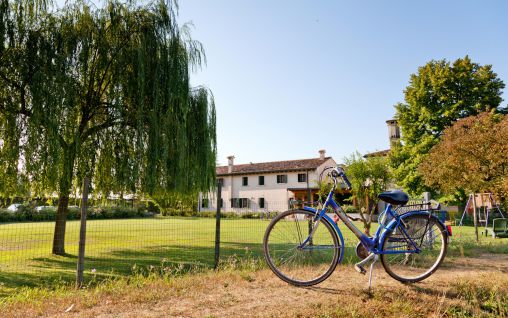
xmin=355 ymin=242 xmax=369 ymax=260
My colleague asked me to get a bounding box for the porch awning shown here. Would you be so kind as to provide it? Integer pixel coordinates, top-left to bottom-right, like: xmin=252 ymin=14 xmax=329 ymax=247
xmin=287 ymin=188 xmax=319 ymax=192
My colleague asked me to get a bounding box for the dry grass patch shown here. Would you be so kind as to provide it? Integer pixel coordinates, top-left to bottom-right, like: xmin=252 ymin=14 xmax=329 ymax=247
xmin=1 ymin=254 xmax=507 ymax=318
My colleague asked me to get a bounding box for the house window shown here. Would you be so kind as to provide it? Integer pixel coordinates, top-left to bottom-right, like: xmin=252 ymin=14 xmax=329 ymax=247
xmin=259 ymin=198 xmax=265 ymax=209
xmin=218 ymin=178 xmax=224 ymax=187
xmin=277 ymin=174 xmax=287 ymax=184
xmin=201 ymin=198 xmax=209 ymax=208
xmin=242 ymin=177 xmax=248 ymax=186
xmin=298 ymin=173 xmax=307 ymax=183
xmin=259 ymin=176 xmax=265 ymax=185
xmin=231 ymin=198 xmax=250 ymax=208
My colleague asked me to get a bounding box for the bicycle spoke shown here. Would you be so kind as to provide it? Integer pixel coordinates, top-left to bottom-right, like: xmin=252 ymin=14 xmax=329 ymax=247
xmin=264 ymin=210 xmax=340 ymax=285
xmin=294 ymin=218 xmax=303 ymax=245
xmin=381 ymin=214 xmax=447 ymax=282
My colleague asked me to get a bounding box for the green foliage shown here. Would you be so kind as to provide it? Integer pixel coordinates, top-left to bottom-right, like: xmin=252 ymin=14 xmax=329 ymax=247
xmin=342 ymin=205 xmax=358 ymax=214
xmin=1 ymin=0 xmax=216 ymax=197
xmin=160 ymin=210 xmax=273 ymax=219
xmin=0 ymin=205 xmax=153 ymax=223
xmin=0 ymin=0 xmax=216 ymax=253
xmin=420 ymin=112 xmax=508 ymax=200
xmin=316 ymin=175 xmax=333 ymax=201
xmin=390 ymin=56 xmax=506 ymax=195
xmin=160 ymin=209 xmax=197 ymax=217
xmin=152 ymin=192 xmax=198 ymax=215
xmin=344 ymin=152 xmax=391 ymax=235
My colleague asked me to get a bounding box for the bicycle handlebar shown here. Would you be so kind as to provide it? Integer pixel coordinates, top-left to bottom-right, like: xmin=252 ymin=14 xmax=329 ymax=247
xmin=340 ymin=172 xmax=352 ymax=190
xmin=328 ymin=167 xmax=352 ymax=190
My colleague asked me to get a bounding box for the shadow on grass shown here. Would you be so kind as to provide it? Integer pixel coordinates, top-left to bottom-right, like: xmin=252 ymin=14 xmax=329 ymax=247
xmin=0 ymin=270 xmax=77 ymax=298
xmin=220 ymin=241 xmax=359 ymax=264
xmin=0 ymin=243 xmax=222 ymax=295
xmin=0 ymin=239 xmax=363 ymax=295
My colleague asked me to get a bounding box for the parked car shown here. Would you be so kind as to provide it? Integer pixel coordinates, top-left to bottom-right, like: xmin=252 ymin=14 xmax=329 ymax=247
xmin=7 ymin=203 xmax=22 ymax=212
xmin=35 ymin=206 xmax=55 ymax=212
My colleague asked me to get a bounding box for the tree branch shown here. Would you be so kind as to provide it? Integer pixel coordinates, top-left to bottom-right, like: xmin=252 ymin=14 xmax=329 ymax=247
xmin=81 ymin=119 xmax=121 ymax=141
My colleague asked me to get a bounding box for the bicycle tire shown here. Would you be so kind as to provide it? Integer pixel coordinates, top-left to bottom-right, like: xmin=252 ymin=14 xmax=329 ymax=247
xmin=263 ymin=210 xmax=340 ymax=286
xmin=380 ymin=213 xmax=448 ymax=283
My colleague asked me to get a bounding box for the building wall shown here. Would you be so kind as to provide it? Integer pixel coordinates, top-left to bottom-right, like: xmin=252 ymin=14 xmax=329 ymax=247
xmin=200 ymin=158 xmax=337 ymax=213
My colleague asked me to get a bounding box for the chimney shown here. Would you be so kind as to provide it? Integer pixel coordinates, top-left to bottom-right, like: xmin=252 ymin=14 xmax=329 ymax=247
xmin=227 ymin=155 xmax=235 ymax=173
xmin=386 ymin=119 xmax=400 ymax=145
xmin=319 ymin=149 xmax=326 ymax=160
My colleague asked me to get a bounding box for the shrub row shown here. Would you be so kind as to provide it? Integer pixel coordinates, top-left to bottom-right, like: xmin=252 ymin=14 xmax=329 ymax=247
xmin=0 ymin=205 xmax=154 ymax=223
xmin=162 ymin=210 xmax=280 ymax=219
xmin=198 ymin=211 xmax=279 ymax=219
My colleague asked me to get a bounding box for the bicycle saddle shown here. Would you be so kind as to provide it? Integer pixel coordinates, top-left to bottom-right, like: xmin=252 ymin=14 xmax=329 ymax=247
xmin=377 ymin=191 xmax=409 ymax=205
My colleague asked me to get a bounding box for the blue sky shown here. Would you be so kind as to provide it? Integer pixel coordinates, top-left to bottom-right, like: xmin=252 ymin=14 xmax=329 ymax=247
xmin=55 ymin=0 xmax=508 ymax=165
xmin=176 ymin=1 xmax=508 ymax=165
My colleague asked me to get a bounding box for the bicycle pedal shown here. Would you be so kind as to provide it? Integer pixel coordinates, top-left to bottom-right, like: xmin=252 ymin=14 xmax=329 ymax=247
xmin=354 ymin=264 xmax=367 ymax=275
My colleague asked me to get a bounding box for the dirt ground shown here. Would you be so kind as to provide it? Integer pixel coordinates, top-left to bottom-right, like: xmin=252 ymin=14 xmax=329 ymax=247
xmin=3 ymin=254 xmax=508 ymax=318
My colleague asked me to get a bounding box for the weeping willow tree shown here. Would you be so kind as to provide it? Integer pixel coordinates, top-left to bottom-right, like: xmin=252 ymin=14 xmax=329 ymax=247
xmin=0 ymin=0 xmax=216 ymax=254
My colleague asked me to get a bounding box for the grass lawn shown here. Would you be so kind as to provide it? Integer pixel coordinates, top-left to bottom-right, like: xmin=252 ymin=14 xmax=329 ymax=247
xmin=0 ymin=216 xmax=506 ymax=297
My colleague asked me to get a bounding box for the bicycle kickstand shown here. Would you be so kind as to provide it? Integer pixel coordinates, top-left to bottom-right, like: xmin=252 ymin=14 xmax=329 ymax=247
xmin=354 ymin=253 xmax=379 ymax=289
xmin=368 ymin=254 xmax=379 ymax=290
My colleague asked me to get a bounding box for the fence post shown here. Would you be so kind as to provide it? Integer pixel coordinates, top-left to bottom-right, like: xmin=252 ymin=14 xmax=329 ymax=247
xmin=214 ymin=181 xmax=222 ymax=270
xmin=76 ymin=177 xmax=90 ymax=288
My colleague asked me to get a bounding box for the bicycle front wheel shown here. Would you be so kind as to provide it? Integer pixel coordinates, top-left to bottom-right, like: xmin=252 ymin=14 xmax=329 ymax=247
xmin=381 ymin=214 xmax=448 ymax=283
xmin=263 ymin=210 xmax=340 ymax=286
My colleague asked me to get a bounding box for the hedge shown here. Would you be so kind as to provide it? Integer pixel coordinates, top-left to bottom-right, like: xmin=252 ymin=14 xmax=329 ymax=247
xmin=0 ymin=205 xmax=154 ymax=223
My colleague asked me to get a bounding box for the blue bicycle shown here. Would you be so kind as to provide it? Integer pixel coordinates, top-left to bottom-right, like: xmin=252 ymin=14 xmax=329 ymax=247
xmin=263 ymin=166 xmax=449 ymax=286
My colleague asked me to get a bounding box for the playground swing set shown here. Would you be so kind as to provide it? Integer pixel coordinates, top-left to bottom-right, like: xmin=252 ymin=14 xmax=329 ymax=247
xmin=458 ymin=193 xmax=507 ymax=238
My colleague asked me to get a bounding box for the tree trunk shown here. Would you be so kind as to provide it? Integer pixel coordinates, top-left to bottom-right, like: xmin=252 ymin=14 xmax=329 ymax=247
xmin=364 ymin=225 xmax=371 ymax=236
xmin=52 ymin=191 xmax=70 ymax=255
xmin=358 ymin=209 xmax=371 ymax=236
xmin=52 ymin=149 xmax=76 ymax=255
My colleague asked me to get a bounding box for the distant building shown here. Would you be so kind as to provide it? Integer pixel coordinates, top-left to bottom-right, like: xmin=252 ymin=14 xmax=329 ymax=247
xmin=199 ymin=150 xmax=337 ymax=212
xmin=363 ymin=119 xmax=400 ymax=158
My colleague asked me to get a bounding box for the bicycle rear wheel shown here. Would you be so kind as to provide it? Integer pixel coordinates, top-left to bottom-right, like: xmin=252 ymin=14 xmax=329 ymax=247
xmin=381 ymin=214 xmax=447 ymax=283
xmin=263 ymin=210 xmax=340 ymax=286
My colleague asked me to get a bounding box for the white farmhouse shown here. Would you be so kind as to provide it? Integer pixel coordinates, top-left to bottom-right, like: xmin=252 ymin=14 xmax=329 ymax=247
xmin=200 ymin=150 xmax=337 ymax=213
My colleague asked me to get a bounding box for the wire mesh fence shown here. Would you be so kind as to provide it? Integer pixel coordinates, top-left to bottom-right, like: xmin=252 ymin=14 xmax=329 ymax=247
xmin=0 ymin=194 xmax=499 ymax=292
xmin=0 ymin=200 xmax=291 ymax=286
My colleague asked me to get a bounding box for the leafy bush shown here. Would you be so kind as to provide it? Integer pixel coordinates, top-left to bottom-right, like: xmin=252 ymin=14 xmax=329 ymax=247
xmin=160 ymin=210 xmax=198 ymax=217
xmin=196 ymin=211 xmax=278 ymax=219
xmin=343 ymin=205 xmax=358 ymax=214
xmin=0 ymin=206 xmax=154 ymax=223
xmin=164 ymin=211 xmax=239 ymax=218
xmin=240 ymin=212 xmax=261 ymax=219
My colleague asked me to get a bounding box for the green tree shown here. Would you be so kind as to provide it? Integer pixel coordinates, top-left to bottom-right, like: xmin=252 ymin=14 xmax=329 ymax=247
xmin=390 ymin=56 xmax=505 ymax=195
xmin=420 ymin=112 xmax=508 ymax=200
xmin=0 ymin=0 xmax=216 ymax=254
xmin=344 ymin=152 xmax=391 ymax=235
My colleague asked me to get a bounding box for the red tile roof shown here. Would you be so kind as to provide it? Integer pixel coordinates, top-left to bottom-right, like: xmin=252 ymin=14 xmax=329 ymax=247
xmin=363 ymin=149 xmax=390 ymax=158
xmin=217 ymin=157 xmax=332 ymax=176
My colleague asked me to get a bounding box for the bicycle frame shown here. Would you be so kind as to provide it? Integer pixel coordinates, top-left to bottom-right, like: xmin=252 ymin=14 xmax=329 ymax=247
xmin=300 ymin=190 xmax=431 ymax=264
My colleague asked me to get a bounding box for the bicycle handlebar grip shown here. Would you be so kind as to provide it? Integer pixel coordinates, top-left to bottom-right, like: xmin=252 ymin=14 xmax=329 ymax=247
xmin=340 ymin=173 xmax=352 ymax=190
